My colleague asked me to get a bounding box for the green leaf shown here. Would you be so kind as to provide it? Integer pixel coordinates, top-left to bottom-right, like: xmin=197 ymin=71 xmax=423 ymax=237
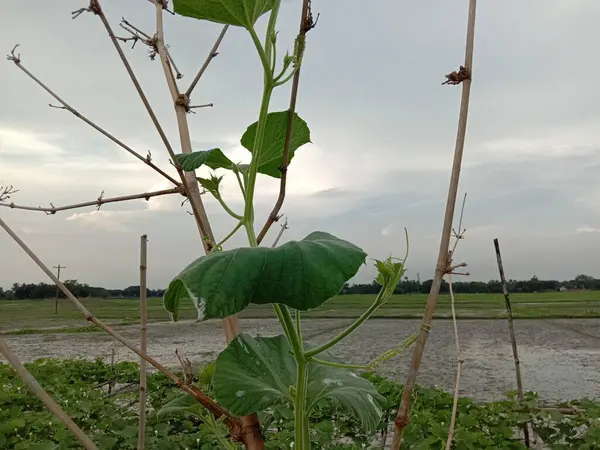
xmin=197 ymin=174 xmax=224 ymax=194
xmin=163 ymin=278 xmax=187 ymax=322
xmin=213 ymin=334 xmax=385 ymax=433
xmin=164 ymin=231 xmax=366 ymax=320
xmin=240 ymin=110 xmax=311 ymax=178
xmin=157 ymin=393 xmax=206 ymax=420
xmin=173 ymin=0 xmax=275 ymax=28
xmin=176 ymin=149 xmax=233 ymax=172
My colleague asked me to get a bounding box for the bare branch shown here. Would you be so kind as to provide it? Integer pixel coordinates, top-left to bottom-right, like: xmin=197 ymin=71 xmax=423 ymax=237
xmin=0 ymin=187 xmax=183 ymax=214
xmin=166 ymin=48 xmax=183 ymax=79
xmin=271 ymin=217 xmax=289 ymax=248
xmin=87 ymin=0 xmax=213 ymax=246
xmin=0 ymin=215 xmax=245 ymax=441
xmin=189 ymin=103 xmax=213 ymax=110
xmin=186 ymin=25 xmax=229 ymax=97
xmin=256 ymin=0 xmax=315 ymax=245
xmin=0 ymin=184 xmax=18 ymax=203
xmin=392 ymin=1 xmax=478 ymax=447
xmin=5 ymin=48 xmax=180 ymax=186
xmin=0 ymin=337 xmax=99 ymax=450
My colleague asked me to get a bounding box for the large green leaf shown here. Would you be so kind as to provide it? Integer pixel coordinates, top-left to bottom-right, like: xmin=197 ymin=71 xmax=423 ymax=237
xmin=213 ymin=334 xmax=385 ymax=433
xmin=163 ymin=231 xmax=366 ymax=320
xmin=174 ymin=0 xmax=275 ymax=28
xmin=240 ymin=111 xmax=311 ymax=178
xmin=175 ymin=149 xmax=234 ymax=172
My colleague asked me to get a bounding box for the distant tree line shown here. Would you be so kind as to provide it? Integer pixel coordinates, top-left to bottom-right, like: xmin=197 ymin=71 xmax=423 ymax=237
xmin=1 ymin=274 xmax=598 ymax=300
xmin=0 ymin=280 xmax=165 ymax=300
xmin=342 ymin=274 xmax=600 ymax=295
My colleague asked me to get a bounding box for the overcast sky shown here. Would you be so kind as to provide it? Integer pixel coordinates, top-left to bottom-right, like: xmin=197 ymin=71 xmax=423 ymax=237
xmin=1 ymin=0 xmax=599 ymax=290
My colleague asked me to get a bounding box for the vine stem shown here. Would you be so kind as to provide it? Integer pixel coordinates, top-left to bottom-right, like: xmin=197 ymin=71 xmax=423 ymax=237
xmin=391 ymin=1 xmax=478 ymax=447
xmin=305 ymin=286 xmax=388 ymax=358
xmin=0 ymin=337 xmax=98 ymax=450
xmin=445 ymin=275 xmax=462 ymax=450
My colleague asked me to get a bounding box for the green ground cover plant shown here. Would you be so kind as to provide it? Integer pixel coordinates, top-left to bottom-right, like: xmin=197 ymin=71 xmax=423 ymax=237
xmin=2 ymin=359 xmax=599 ymax=449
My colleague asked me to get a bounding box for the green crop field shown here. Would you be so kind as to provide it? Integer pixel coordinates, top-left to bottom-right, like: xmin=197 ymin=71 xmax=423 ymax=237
xmin=1 ymin=291 xmax=599 ymax=334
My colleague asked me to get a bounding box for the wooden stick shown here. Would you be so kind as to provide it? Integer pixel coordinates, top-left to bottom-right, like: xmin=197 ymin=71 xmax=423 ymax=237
xmin=391 ymin=1 xmax=478 ymax=447
xmin=138 ymin=234 xmax=148 ymax=450
xmin=0 ymin=337 xmax=98 ymax=450
xmin=494 ymin=237 xmax=530 ymax=447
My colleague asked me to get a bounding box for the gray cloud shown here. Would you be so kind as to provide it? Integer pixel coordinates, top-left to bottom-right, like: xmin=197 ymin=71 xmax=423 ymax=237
xmin=1 ymin=0 xmax=599 ymax=290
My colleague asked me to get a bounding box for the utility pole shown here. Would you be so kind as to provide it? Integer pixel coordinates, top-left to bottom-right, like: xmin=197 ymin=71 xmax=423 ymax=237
xmin=53 ymin=264 xmax=66 ymax=315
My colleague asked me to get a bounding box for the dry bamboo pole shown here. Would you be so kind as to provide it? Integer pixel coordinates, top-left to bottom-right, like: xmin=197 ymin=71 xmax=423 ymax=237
xmin=494 ymin=237 xmax=530 ymax=447
xmin=138 ymin=234 xmax=148 ymax=450
xmin=391 ymin=1 xmax=478 ymax=447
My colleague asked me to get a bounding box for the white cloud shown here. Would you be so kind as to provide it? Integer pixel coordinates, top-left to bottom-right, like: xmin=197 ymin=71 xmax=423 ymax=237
xmin=576 ymin=225 xmax=600 ymax=233
xmin=66 ymin=210 xmax=131 ymax=232
xmin=0 ymin=127 xmax=64 ymax=155
xmin=381 ymin=223 xmax=395 ymax=236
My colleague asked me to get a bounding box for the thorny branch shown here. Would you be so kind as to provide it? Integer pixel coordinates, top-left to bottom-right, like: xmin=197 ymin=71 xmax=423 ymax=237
xmin=256 ymin=0 xmax=317 ymax=245
xmin=0 ymin=187 xmax=184 ymax=214
xmin=5 ymin=44 xmax=180 ymax=187
xmin=0 ymin=216 xmax=246 ymax=441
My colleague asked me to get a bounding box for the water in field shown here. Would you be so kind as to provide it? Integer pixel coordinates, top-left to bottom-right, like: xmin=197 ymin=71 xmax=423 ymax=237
xmin=2 ymin=318 xmax=599 ymax=402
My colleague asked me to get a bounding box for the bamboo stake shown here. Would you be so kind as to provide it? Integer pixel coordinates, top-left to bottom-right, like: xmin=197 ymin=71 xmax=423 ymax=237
xmin=391 ymin=1 xmax=478 ymax=447
xmin=0 ymin=337 xmax=99 ymax=450
xmin=138 ymin=234 xmax=148 ymax=450
xmin=494 ymin=237 xmax=530 ymax=447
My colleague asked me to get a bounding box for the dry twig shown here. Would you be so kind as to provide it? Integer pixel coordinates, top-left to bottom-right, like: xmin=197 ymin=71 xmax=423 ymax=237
xmin=0 ymin=216 xmax=246 ymax=441
xmin=0 ymin=184 xmax=18 ymax=203
xmin=0 ymin=337 xmax=99 ymax=450
xmin=256 ymin=0 xmax=316 ymax=245
xmin=186 ymin=25 xmax=229 ymax=97
xmin=271 ymin=217 xmax=289 ymax=248
xmin=0 ymin=187 xmax=183 ymax=214
xmin=5 ymin=44 xmax=179 ymax=187
xmin=391 ymin=1 xmax=478 ymax=447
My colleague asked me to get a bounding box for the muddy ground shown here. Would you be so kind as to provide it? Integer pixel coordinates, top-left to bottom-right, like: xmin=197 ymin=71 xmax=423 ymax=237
xmin=2 ymin=318 xmax=599 ymax=403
